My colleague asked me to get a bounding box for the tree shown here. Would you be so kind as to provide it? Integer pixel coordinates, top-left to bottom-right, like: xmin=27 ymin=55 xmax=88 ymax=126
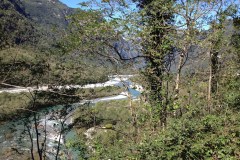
xmin=221 ymin=16 xmax=240 ymax=109
xmin=171 ymin=0 xmax=219 ymax=111
xmin=161 ymin=0 xmax=237 ymax=114
xmin=133 ymin=0 xmax=175 ymax=128
xmin=207 ymin=2 xmax=238 ymax=111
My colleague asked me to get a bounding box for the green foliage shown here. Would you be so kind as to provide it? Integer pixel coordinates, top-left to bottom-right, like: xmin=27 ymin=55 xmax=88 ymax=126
xmin=22 ymin=0 xmax=74 ymax=28
xmin=0 ymin=47 xmax=49 ymax=87
xmin=66 ymin=137 xmax=88 ymax=159
xmin=73 ymin=100 xmax=142 ymax=159
xmin=223 ymin=17 xmax=240 ymax=109
xmin=0 ymin=45 xmax=113 ymax=87
xmin=1 ymin=0 xmax=240 ymax=159
xmin=49 ymin=60 xmax=111 ymax=86
xmin=135 ymin=0 xmax=175 ymax=126
xmin=0 ymin=0 xmax=36 ymax=49
xmin=72 ymin=101 xmax=238 ymax=160
xmin=138 ymin=110 xmax=240 ymax=160
xmin=92 ymin=129 xmax=119 ymax=158
xmin=61 ymin=9 xmax=114 ymax=55
xmin=0 ymin=92 xmax=30 ymax=120
xmin=73 ymin=100 xmax=130 ymax=128
xmin=59 ymin=8 xmax=135 ymax=75
xmin=224 ymin=77 xmax=240 ymax=109
xmin=0 ymin=82 xmax=122 ymax=122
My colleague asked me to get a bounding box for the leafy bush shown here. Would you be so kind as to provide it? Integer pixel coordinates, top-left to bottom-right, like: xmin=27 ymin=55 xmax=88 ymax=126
xmin=224 ymin=77 xmax=240 ymax=109
xmin=138 ymin=111 xmax=240 ymax=160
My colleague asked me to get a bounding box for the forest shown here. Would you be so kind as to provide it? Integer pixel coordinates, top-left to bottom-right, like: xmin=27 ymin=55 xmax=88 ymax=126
xmin=0 ymin=0 xmax=239 ymax=159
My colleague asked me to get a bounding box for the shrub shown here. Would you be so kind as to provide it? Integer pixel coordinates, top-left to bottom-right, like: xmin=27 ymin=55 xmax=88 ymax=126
xmin=138 ymin=111 xmax=240 ymax=160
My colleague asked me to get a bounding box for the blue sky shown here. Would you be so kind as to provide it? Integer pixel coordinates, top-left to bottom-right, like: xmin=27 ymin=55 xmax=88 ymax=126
xmin=59 ymin=0 xmax=137 ymax=10
xmin=59 ymin=0 xmax=81 ymax=8
xmin=60 ymin=0 xmax=239 ymax=31
xmin=59 ymin=0 xmax=137 ymax=20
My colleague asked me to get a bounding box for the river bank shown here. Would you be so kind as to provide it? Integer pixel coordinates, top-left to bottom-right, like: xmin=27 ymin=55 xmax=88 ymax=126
xmin=0 ymin=75 xmax=141 ymax=94
xmin=0 ymin=75 xmax=142 ymax=159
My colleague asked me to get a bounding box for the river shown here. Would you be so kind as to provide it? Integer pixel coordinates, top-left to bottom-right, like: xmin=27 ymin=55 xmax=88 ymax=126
xmin=0 ymin=75 xmax=141 ymax=159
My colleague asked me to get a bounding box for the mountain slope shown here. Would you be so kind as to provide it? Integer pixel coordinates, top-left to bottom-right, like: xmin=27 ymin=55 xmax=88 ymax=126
xmin=21 ymin=0 xmax=75 ymax=28
xmin=0 ymin=0 xmax=35 ymax=48
xmin=0 ymin=0 xmax=76 ymax=49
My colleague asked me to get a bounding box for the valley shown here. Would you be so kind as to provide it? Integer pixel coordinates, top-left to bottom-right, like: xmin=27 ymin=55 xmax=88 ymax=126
xmin=0 ymin=0 xmax=239 ymax=159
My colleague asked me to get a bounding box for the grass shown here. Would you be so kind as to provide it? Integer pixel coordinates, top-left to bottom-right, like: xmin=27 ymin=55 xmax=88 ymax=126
xmin=0 ymin=92 xmax=31 ymax=120
xmin=72 ymin=99 xmax=138 ymax=130
xmin=71 ymin=99 xmax=146 ymax=158
xmin=72 ymin=99 xmax=131 ymax=128
xmin=0 ymin=86 xmax=125 ymax=121
xmin=75 ymin=86 xmax=124 ymax=99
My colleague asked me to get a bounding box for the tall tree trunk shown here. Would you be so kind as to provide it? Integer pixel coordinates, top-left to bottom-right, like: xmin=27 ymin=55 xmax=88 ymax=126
xmin=174 ymin=50 xmax=185 ymax=116
xmin=208 ymin=49 xmax=218 ymax=112
xmin=34 ymin=113 xmax=42 ymax=160
xmin=56 ymin=121 xmax=64 ymax=160
xmin=136 ymin=0 xmax=174 ymax=129
xmin=174 ymin=52 xmax=185 ymax=99
xmin=43 ymin=115 xmax=47 ymax=160
xmin=211 ymin=50 xmax=219 ymax=95
xmin=26 ymin=125 xmax=34 ymax=160
xmin=208 ymin=53 xmax=212 ymax=112
xmin=149 ymin=61 xmax=165 ymax=127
